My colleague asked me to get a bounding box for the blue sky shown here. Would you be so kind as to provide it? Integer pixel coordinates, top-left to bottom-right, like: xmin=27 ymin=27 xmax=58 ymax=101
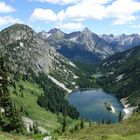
xmin=1 ymin=0 xmax=140 ymax=35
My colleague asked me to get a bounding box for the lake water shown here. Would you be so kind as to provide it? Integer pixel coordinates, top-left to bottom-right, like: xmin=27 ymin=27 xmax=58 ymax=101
xmin=68 ymin=89 xmax=124 ymax=123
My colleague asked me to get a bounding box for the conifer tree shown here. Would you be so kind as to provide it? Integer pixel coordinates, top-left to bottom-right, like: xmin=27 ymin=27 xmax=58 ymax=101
xmin=118 ymin=111 xmax=123 ymax=122
xmin=10 ymin=103 xmax=24 ymax=133
xmin=101 ymin=118 xmax=105 ymax=124
xmin=80 ymin=119 xmax=84 ymax=129
xmin=33 ymin=122 xmax=39 ymax=134
xmin=89 ymin=121 xmax=92 ymax=127
xmin=62 ymin=116 xmax=67 ymax=133
xmin=107 ymin=119 xmax=112 ymax=124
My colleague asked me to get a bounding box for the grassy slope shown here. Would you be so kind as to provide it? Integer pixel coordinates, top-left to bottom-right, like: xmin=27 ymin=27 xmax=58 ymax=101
xmin=59 ymin=113 xmax=140 ymax=140
xmin=9 ymin=79 xmax=59 ymax=130
xmin=0 ymin=131 xmax=32 ymax=140
xmin=1 ymin=113 xmax=140 ymax=140
xmin=9 ymin=79 xmax=78 ymax=132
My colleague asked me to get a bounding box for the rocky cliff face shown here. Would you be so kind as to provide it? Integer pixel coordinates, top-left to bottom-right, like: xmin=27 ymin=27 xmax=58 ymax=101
xmin=0 ymin=24 xmax=53 ymax=74
xmin=77 ymin=28 xmax=113 ymax=57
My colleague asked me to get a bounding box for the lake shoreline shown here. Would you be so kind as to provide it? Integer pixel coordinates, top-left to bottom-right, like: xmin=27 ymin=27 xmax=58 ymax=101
xmin=69 ymin=88 xmax=103 ymax=95
xmin=120 ymin=98 xmax=137 ymax=120
xmin=68 ymin=89 xmax=124 ymax=123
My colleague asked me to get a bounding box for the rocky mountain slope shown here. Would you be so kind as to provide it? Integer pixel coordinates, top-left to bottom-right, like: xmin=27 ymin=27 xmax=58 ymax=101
xmin=0 ymin=24 xmax=80 ymax=91
xmin=0 ymin=24 xmax=84 ymax=133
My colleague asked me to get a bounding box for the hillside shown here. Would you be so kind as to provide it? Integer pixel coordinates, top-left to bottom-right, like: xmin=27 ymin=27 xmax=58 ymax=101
xmin=1 ymin=112 xmax=140 ymax=140
xmin=0 ymin=131 xmax=31 ymax=140
xmin=0 ymin=24 xmax=78 ymax=136
xmin=0 ymin=24 xmax=98 ymax=137
xmin=59 ymin=113 xmax=140 ymax=140
xmin=98 ymin=45 xmax=140 ymax=105
xmin=0 ymin=24 xmax=87 ymax=91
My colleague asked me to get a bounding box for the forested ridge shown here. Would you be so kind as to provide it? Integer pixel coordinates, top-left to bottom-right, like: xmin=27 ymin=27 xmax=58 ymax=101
xmin=98 ymin=45 xmax=140 ymax=105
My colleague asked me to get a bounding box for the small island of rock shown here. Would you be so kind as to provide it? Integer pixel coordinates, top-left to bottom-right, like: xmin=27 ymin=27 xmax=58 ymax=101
xmin=105 ymin=102 xmax=116 ymax=114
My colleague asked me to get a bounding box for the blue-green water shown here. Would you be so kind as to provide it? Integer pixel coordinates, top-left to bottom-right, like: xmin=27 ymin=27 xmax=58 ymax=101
xmin=68 ymin=89 xmax=124 ymax=123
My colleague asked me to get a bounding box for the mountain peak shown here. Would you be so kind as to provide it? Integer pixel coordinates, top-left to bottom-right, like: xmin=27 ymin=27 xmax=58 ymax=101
xmin=48 ymin=28 xmax=64 ymax=34
xmin=7 ymin=23 xmax=33 ymax=31
xmin=82 ymin=27 xmax=92 ymax=34
xmin=0 ymin=23 xmax=36 ymax=44
xmin=1 ymin=23 xmax=35 ymax=35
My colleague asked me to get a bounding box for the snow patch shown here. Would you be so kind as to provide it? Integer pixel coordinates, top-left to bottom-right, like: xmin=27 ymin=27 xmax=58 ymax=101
xmin=103 ymin=62 xmax=107 ymax=66
xmin=45 ymin=33 xmax=52 ymax=38
xmin=108 ymin=72 xmax=114 ymax=75
xmin=116 ymin=74 xmax=124 ymax=82
xmin=0 ymin=107 xmax=5 ymax=113
xmin=71 ymin=82 xmax=76 ymax=85
xmin=68 ymin=61 xmax=76 ymax=67
xmin=41 ymin=32 xmax=52 ymax=39
xmin=20 ymin=42 xmax=24 ymax=48
xmin=73 ymin=75 xmax=79 ymax=79
xmin=69 ymin=37 xmax=77 ymax=41
xmin=75 ymin=86 xmax=79 ymax=89
xmin=48 ymin=75 xmax=72 ymax=93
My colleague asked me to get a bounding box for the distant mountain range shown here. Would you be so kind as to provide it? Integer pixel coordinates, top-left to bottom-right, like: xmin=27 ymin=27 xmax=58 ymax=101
xmin=101 ymin=33 xmax=140 ymax=52
xmin=38 ymin=28 xmax=140 ymax=63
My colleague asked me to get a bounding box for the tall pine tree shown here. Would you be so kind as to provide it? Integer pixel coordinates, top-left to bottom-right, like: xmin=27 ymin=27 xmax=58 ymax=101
xmin=62 ymin=117 xmax=67 ymax=133
xmin=118 ymin=111 xmax=123 ymax=122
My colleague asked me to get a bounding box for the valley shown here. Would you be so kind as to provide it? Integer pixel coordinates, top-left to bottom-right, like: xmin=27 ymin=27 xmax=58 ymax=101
xmin=0 ymin=23 xmax=140 ymax=140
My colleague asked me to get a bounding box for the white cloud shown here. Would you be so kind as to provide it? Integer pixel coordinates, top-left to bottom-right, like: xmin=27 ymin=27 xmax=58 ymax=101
xmin=0 ymin=16 xmax=22 ymax=26
xmin=56 ymin=22 xmax=84 ymax=30
xmin=58 ymin=0 xmax=109 ymax=20
xmin=0 ymin=1 xmax=16 ymax=13
xmin=30 ymin=8 xmax=57 ymax=22
xmin=106 ymin=0 xmax=140 ymax=24
xmin=30 ymin=0 xmax=140 ymax=25
xmin=112 ymin=15 xmax=136 ymax=25
xmin=29 ymin=0 xmax=80 ymax=5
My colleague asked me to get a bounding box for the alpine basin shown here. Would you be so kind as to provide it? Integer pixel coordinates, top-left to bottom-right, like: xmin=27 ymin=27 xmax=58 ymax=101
xmin=68 ymin=89 xmax=124 ymax=123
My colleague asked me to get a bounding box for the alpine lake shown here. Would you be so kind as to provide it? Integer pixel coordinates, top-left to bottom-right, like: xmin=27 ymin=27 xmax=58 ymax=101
xmin=68 ymin=89 xmax=125 ymax=123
